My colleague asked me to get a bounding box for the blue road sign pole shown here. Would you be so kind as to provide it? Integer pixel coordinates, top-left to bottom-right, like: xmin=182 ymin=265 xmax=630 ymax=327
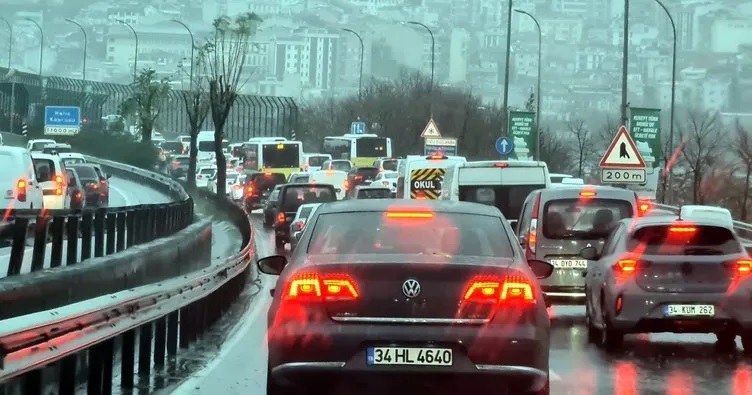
xmin=495 ymin=136 xmax=514 ymax=157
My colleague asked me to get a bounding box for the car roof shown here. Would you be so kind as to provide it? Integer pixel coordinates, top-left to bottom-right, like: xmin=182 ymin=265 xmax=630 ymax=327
xmin=537 ymin=185 xmax=636 ymax=200
xmin=30 ymin=152 xmax=62 ymax=160
xmin=315 ymin=199 xmax=502 ymax=216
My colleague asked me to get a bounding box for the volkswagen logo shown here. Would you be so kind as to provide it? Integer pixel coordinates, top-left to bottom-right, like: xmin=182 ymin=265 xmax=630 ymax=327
xmin=402 ymin=279 xmax=421 ymax=298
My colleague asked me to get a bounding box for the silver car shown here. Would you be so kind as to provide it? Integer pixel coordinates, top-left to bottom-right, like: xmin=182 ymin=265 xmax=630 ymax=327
xmin=289 ymin=203 xmax=321 ymax=251
xmin=582 ymin=213 xmax=752 ymax=352
xmin=515 ymin=186 xmax=641 ymax=304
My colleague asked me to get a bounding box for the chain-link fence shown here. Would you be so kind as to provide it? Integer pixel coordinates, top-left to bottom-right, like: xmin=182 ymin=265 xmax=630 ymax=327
xmin=0 ymin=66 xmax=298 ymax=139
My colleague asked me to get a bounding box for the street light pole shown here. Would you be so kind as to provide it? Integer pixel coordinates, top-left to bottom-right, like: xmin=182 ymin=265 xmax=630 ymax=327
xmin=170 ymin=19 xmax=195 ymax=89
xmin=502 ymin=0 xmax=514 ymax=135
xmin=65 ymin=19 xmax=87 ymax=82
xmin=24 ymin=18 xmax=43 ymax=76
xmin=342 ymin=28 xmax=364 ymax=100
xmin=0 ymin=18 xmax=11 ymax=68
xmin=653 ymin=0 xmax=677 ymax=203
xmin=514 ymin=9 xmax=542 ymax=160
xmin=407 ymin=21 xmax=434 ymax=116
xmin=620 ymin=0 xmax=629 ymax=126
xmin=116 ymin=19 xmax=139 ymax=82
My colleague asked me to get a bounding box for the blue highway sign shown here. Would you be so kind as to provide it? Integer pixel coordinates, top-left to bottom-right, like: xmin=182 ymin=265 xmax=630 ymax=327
xmin=495 ymin=136 xmax=514 ymax=155
xmin=44 ymin=106 xmax=81 ymax=136
xmin=350 ymin=121 xmax=366 ymax=135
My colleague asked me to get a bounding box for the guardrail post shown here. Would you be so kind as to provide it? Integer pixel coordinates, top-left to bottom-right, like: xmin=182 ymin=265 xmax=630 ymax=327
xmin=154 ymin=315 xmax=167 ymax=368
xmin=49 ymin=215 xmax=65 ymax=268
xmin=105 ymin=212 xmax=117 ymax=255
xmin=179 ymin=305 xmax=194 ymax=348
xmin=102 ymin=339 xmax=114 ymax=393
xmin=93 ymin=208 xmax=106 ymax=257
xmin=126 ymin=209 xmax=136 ymax=247
xmin=166 ymin=311 xmax=179 ymax=357
xmin=22 ymin=369 xmax=42 ymax=395
xmin=116 ymin=211 xmax=127 ymax=252
xmin=81 ymin=211 xmax=93 ymax=261
xmin=147 ymin=206 xmax=157 ymax=241
xmin=66 ymin=215 xmax=79 ymax=265
xmin=87 ymin=342 xmax=103 ymax=394
xmin=136 ymin=208 xmax=147 ymax=244
xmin=138 ymin=324 xmax=153 ymax=378
xmin=58 ymin=355 xmax=77 ymax=395
xmin=121 ymin=330 xmax=136 ymax=388
xmin=7 ymin=217 xmax=29 ymax=276
xmin=30 ymin=213 xmax=50 ymax=272
xmin=154 ymin=206 xmax=164 ymax=238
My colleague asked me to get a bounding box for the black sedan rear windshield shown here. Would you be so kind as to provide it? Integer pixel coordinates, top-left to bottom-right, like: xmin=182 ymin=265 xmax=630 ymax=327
xmin=355 ymin=167 xmax=379 ymax=178
xmin=280 ymin=186 xmax=335 ymax=212
xmin=69 ymin=165 xmax=97 ymax=180
xmin=308 ymin=212 xmax=512 ymax=257
xmin=628 ymin=225 xmax=742 ymax=255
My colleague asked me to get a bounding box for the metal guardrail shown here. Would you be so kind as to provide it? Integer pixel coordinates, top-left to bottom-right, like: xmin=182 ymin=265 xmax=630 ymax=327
xmin=0 ymin=190 xmax=254 ymax=394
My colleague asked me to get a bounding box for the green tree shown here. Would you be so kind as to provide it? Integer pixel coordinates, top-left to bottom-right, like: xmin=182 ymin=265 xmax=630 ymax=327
xmin=201 ymin=12 xmax=262 ymax=199
xmin=119 ymin=68 xmax=172 ymax=143
xmin=181 ymin=51 xmax=212 ymax=191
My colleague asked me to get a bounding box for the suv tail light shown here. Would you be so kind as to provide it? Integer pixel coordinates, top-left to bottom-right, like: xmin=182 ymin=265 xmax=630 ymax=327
xmin=736 ymin=259 xmax=752 ymax=275
xmin=17 ymin=179 xmax=27 ymax=202
xmin=526 ymin=193 xmax=541 ymax=259
xmin=614 ymin=259 xmax=638 ymax=274
xmin=277 ymin=212 xmax=286 ymax=223
xmin=284 ymin=272 xmax=359 ymax=302
xmin=246 ymin=184 xmax=255 ymax=196
xmin=54 ymin=175 xmax=63 ymax=195
xmin=462 ymin=275 xmax=535 ymax=304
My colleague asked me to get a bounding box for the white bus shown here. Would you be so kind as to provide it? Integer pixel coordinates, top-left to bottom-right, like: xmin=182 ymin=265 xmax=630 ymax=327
xmin=196 ymin=131 xmax=229 ymax=162
xmin=397 ymin=154 xmax=467 ymax=200
xmin=241 ymin=139 xmax=303 ymax=179
xmin=322 ymin=134 xmax=392 ymax=168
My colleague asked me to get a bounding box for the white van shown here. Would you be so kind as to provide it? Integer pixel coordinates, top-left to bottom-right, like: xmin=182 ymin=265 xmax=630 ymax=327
xmin=31 ymin=152 xmax=70 ymax=209
xmin=58 ymin=152 xmax=87 ymax=166
xmin=0 ymin=147 xmax=44 ymax=209
xmin=302 ymin=153 xmax=332 ymax=172
xmin=441 ymin=160 xmax=550 ymax=221
xmin=397 ymin=154 xmax=467 ymax=200
xmin=196 ymin=131 xmax=229 ymax=162
xmin=309 ymin=170 xmax=348 ymax=200
xmin=27 ymin=139 xmax=56 ymax=152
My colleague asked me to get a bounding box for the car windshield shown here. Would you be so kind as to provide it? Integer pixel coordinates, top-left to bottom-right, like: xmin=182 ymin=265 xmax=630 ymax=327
xmin=62 ymin=157 xmax=85 ymax=166
xmin=330 ymin=161 xmax=351 ymax=172
xmin=69 ymin=165 xmax=97 ymax=180
xmin=280 ymin=186 xmax=335 ymax=212
xmin=308 ymin=155 xmax=328 ymax=167
xmin=291 ymin=175 xmax=310 ymax=183
xmin=31 ymin=142 xmax=52 ymax=151
xmin=161 ymin=142 xmax=183 ymax=152
xmin=459 ymin=185 xmax=543 ymax=220
xmin=628 ymin=225 xmax=742 ymax=255
xmin=308 ymin=211 xmax=512 ymax=256
xmin=355 ymin=167 xmax=379 ymax=178
xmin=199 ymin=168 xmax=216 ymax=175
xmin=32 ymin=158 xmax=57 ymax=182
xmin=381 ymin=159 xmax=398 ymax=171
xmin=543 ymin=199 xmax=632 ymax=239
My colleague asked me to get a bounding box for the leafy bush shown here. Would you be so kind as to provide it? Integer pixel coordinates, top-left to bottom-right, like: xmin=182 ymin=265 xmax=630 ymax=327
xmin=58 ymin=131 xmax=160 ymax=170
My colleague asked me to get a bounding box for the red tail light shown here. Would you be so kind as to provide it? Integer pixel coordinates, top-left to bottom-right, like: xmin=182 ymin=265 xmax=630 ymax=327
xmin=54 ymin=175 xmax=64 ymax=195
xmin=74 ymin=191 xmax=82 ymax=200
xmin=526 ymin=193 xmax=541 ymax=259
xmin=615 ymin=259 xmax=638 ymax=273
xmin=462 ymin=275 xmax=535 ymax=304
xmin=579 ymin=190 xmax=596 ymax=198
xmin=54 ymin=175 xmax=63 ymax=184
xmin=284 ymin=272 xmax=359 ymax=302
xmin=737 ymin=259 xmax=752 ymax=275
xmin=17 ymin=179 xmax=27 ymax=202
xmin=277 ymin=212 xmax=285 ymax=223
xmin=669 ymin=226 xmax=696 ymax=233
xmin=637 ymin=199 xmax=651 ymax=216
xmin=246 ymin=184 xmax=255 ymax=196
xmin=344 ymin=180 xmax=349 ymax=190
xmin=386 ymin=211 xmax=433 ymax=219
xmin=88 ymin=182 xmax=99 ymax=190
xmin=172 ymin=161 xmax=180 ymax=168
xmin=494 ymin=162 xmax=509 ymax=168
xmin=197 ymin=175 xmax=203 ymax=180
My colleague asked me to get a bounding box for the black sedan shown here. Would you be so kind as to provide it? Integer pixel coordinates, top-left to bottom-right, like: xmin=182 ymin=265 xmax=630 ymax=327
xmin=257 ymin=199 xmax=555 ymax=395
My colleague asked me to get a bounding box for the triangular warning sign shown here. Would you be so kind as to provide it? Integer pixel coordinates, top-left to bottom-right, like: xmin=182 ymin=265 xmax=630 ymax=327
xmin=420 ymin=118 xmax=442 ymax=138
xmin=599 ymin=125 xmax=645 ymax=168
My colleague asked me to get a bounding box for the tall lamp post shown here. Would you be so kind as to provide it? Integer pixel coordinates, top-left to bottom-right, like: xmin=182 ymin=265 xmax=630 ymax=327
xmin=116 ymin=19 xmax=139 ymax=82
xmin=407 ymin=21 xmax=435 ymax=116
xmin=0 ymin=17 xmax=11 ymax=68
xmin=514 ymin=9 xmax=542 ymax=160
xmin=171 ymin=19 xmax=195 ymax=89
xmin=342 ymin=28 xmax=364 ymax=100
xmin=65 ymin=19 xmax=87 ymax=82
xmin=502 ymin=0 xmax=513 ymax=135
xmin=653 ymin=0 xmax=677 ymax=203
xmin=620 ymin=0 xmax=630 ymax=126
xmin=24 ymin=18 xmax=44 ymax=76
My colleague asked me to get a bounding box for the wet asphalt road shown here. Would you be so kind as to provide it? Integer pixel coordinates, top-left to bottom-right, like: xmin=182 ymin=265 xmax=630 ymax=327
xmin=163 ymin=214 xmax=752 ymax=395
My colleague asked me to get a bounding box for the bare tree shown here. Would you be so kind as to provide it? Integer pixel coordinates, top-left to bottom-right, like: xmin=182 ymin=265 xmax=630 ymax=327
xmin=568 ymin=119 xmax=593 ymax=178
xmin=181 ymin=52 xmax=211 ymax=191
xmin=119 ymin=68 xmax=172 ymax=142
xmin=202 ymin=12 xmax=262 ymax=199
xmin=734 ymin=120 xmax=752 ymax=220
xmin=679 ymin=109 xmax=722 ymax=204
xmin=538 ymin=127 xmax=573 ymax=174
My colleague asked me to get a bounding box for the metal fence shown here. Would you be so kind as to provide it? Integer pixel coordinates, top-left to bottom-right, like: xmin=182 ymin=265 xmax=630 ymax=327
xmin=0 ymin=67 xmax=298 ymax=138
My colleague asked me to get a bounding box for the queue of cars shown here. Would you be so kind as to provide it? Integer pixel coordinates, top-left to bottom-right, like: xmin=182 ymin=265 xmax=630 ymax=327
xmin=251 ymin=153 xmax=752 ymax=395
xmin=0 ymin=139 xmax=111 ymax=212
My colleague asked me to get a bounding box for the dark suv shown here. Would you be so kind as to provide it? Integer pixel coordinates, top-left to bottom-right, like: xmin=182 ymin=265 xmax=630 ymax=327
xmin=244 ymin=172 xmax=287 ymax=211
xmin=346 ymin=166 xmax=379 ymax=195
xmin=273 ymin=183 xmax=336 ymax=249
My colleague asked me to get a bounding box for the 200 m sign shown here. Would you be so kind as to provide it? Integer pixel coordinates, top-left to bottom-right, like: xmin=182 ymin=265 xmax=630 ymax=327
xmin=600 ymin=169 xmax=646 ymax=184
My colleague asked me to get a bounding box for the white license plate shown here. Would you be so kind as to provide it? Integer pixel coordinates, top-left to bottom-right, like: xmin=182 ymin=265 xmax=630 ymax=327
xmin=550 ymin=259 xmax=588 ymax=269
xmin=367 ymin=347 xmax=453 ymax=366
xmin=664 ymin=304 xmax=715 ymax=317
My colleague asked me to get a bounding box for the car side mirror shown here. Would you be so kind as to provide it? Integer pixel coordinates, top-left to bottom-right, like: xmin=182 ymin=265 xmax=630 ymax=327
xmin=257 ymin=255 xmax=287 ymax=275
xmin=580 ymin=246 xmax=599 ymax=260
xmin=528 ymin=259 xmax=555 ymax=279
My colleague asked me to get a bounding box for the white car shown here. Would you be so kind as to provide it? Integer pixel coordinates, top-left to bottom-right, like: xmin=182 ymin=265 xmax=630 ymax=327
xmin=27 ymin=139 xmax=56 ymax=152
xmin=196 ymin=166 xmax=217 ymax=189
xmin=31 ymin=152 xmax=69 ymax=209
xmin=0 ymin=146 xmax=45 ymax=209
xmin=207 ymin=171 xmax=239 ymax=195
xmin=58 ymin=152 xmax=87 ymax=166
xmin=230 ymin=174 xmax=246 ymax=201
xmin=309 ymin=170 xmax=348 ymax=200
xmin=371 ymin=170 xmax=398 ymax=194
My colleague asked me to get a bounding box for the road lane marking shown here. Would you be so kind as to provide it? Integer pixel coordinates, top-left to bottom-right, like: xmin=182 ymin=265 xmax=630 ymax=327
xmin=108 ymin=181 xmax=131 ymax=206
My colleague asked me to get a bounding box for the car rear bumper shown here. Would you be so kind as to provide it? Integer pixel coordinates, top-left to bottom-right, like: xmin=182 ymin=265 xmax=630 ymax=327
xmin=42 ymin=195 xmax=66 ymax=209
xmin=542 ymin=285 xmax=586 ymax=304
xmin=606 ymin=287 xmax=752 ymax=333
